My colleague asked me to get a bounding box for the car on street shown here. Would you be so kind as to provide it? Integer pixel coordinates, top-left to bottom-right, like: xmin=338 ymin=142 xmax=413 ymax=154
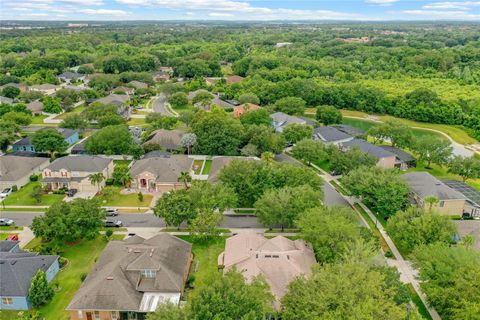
xmin=104 ymin=219 xmax=123 ymax=228
xmin=0 ymin=218 xmax=15 ymax=226
xmin=66 ymin=189 xmax=78 ymax=197
xmin=105 ymin=208 xmax=119 ymax=216
xmin=0 ymin=188 xmax=12 ymax=198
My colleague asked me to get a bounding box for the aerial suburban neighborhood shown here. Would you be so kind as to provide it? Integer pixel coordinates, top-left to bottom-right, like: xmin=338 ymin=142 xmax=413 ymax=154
xmin=0 ymin=11 xmax=480 ymax=320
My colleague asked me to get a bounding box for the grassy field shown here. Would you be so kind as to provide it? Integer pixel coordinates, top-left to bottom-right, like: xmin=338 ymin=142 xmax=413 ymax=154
xmin=0 ymin=226 xmax=24 ymax=231
xmin=53 ymin=105 xmax=86 ymax=120
xmin=96 ymin=186 xmax=153 ymax=207
xmin=193 ymin=159 xmax=204 ymax=174
xmin=31 ymin=114 xmax=49 ymax=125
xmin=23 ymin=235 xmax=124 ymax=320
xmin=202 ymin=160 xmax=212 ymax=175
xmin=3 ymin=182 xmax=64 ymax=206
xmin=341 ymin=109 xmax=477 ymax=145
xmin=127 ymin=118 xmax=147 ymax=126
xmin=113 ymin=159 xmax=132 ymax=167
xmin=178 ymin=236 xmax=226 ymax=299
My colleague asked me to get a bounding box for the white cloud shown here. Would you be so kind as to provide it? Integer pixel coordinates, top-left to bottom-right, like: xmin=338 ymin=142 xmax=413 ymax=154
xmin=400 ymin=9 xmax=480 ymax=19
xmin=423 ymin=1 xmax=480 ymax=9
xmin=209 ymin=12 xmax=234 ymax=17
xmin=366 ymin=0 xmax=399 ymax=5
xmin=79 ymin=9 xmax=128 ymax=15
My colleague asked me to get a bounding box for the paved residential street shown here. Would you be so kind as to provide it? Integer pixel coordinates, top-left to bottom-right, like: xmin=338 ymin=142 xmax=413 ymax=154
xmin=152 ymin=93 xmax=176 ymax=116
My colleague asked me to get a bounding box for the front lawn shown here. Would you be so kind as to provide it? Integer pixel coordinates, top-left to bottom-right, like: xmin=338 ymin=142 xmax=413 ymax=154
xmin=127 ymin=118 xmax=147 ymax=126
xmin=25 ymin=235 xmax=124 ymax=320
xmin=193 ymin=159 xmax=204 ymax=174
xmin=177 ymin=236 xmax=226 ymax=299
xmin=31 ymin=114 xmax=49 ymax=125
xmin=54 ymin=105 xmax=86 ymax=120
xmin=202 ymin=160 xmax=212 ymax=175
xmin=3 ymin=182 xmax=65 ymax=206
xmin=113 ymin=159 xmax=132 ymax=167
xmin=96 ymin=186 xmax=153 ymax=207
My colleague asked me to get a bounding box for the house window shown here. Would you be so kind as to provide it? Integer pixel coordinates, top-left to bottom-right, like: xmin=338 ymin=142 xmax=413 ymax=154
xmin=111 ymin=311 xmax=118 ymax=320
xmin=61 ymin=170 xmax=68 ymax=177
xmin=77 ymin=311 xmax=83 ymax=319
xmin=141 ymin=269 xmax=156 ymax=278
xmin=439 ymin=201 xmax=445 ymax=207
xmin=94 ymin=311 xmax=100 ymax=320
xmin=2 ymin=297 xmax=13 ymax=305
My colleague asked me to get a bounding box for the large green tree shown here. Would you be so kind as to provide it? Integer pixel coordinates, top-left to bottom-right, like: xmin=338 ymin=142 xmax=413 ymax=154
xmin=328 ymin=145 xmax=377 ymax=175
xmin=316 ymin=105 xmax=342 ymax=125
xmin=274 ymin=97 xmax=306 ymax=115
xmin=282 ymin=123 xmax=313 ymax=144
xmin=368 ymin=120 xmax=413 ymax=149
xmin=154 ymin=189 xmax=195 ymax=229
xmin=411 ymin=136 xmax=453 ymax=168
xmin=448 ymin=155 xmax=480 ymax=182
xmin=28 ymin=271 xmax=54 ymax=308
xmin=31 ymin=128 xmax=68 ymax=157
xmin=85 ymin=125 xmax=136 ymax=155
xmin=291 ymin=139 xmax=326 ymax=165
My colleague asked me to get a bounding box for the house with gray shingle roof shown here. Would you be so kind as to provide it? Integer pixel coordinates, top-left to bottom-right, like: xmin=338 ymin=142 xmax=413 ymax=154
xmin=42 ymin=155 xmax=114 ymax=193
xmin=67 ymin=234 xmax=192 ymax=319
xmin=0 ymin=155 xmax=49 ymax=190
xmin=403 ymin=171 xmax=466 ymax=216
xmin=340 ymin=138 xmax=397 ymax=169
xmin=0 ymin=96 xmax=13 ymax=105
xmin=143 ymin=129 xmax=185 ymax=151
xmin=270 ymin=112 xmax=307 ymax=133
xmin=57 ymin=72 xmax=86 ymax=84
xmin=92 ymin=94 xmax=131 ymax=119
xmin=313 ymin=126 xmax=353 ymax=145
xmin=0 ymin=241 xmax=59 ymax=310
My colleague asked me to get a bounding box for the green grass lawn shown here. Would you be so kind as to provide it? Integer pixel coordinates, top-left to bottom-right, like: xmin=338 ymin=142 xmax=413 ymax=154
xmin=113 ymin=159 xmax=132 ymax=167
xmin=177 ymin=236 xmax=225 ymax=299
xmin=24 ymin=235 xmax=124 ymax=320
xmin=202 ymin=160 xmax=212 ymax=175
xmin=313 ymin=159 xmax=332 ymax=172
xmin=353 ymin=204 xmax=392 ymax=255
xmin=407 ymin=284 xmax=433 ymax=320
xmin=96 ymin=186 xmax=153 ymax=207
xmin=31 ymin=114 xmax=49 ymax=125
xmin=53 ymin=105 xmax=86 ymax=120
xmin=127 ymin=118 xmax=147 ymax=126
xmin=3 ymin=182 xmax=65 ymax=206
xmin=0 ymin=226 xmax=24 ymax=231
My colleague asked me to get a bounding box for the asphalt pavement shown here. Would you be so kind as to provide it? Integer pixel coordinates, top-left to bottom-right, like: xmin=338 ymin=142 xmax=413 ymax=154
xmin=152 ymin=94 xmax=175 ymax=116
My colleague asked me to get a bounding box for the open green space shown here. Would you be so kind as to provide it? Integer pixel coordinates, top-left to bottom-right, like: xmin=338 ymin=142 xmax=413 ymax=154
xmin=31 ymin=114 xmax=49 ymax=125
xmin=113 ymin=159 xmax=132 ymax=167
xmin=23 ymin=235 xmax=124 ymax=320
xmin=202 ymin=160 xmax=213 ymax=175
xmin=341 ymin=110 xmax=477 ymax=145
xmin=177 ymin=236 xmax=226 ymax=299
xmin=96 ymin=186 xmax=153 ymax=207
xmin=2 ymin=182 xmax=65 ymax=206
xmin=127 ymin=117 xmax=147 ymax=126
xmin=53 ymin=105 xmax=86 ymax=120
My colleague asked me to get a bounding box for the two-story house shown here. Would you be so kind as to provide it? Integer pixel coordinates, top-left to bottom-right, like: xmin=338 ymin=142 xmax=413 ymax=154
xmin=12 ymin=128 xmax=79 ymax=154
xmin=42 ymin=156 xmax=114 ymax=193
xmin=67 ymin=234 xmax=192 ymax=320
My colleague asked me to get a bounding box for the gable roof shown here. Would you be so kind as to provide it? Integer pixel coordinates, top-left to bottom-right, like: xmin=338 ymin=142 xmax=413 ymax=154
xmin=129 ymin=155 xmax=193 ymax=183
xmin=379 ymin=145 xmax=416 ymax=163
xmin=0 ymin=96 xmax=13 ymax=105
xmin=144 ymin=129 xmax=184 ymax=150
xmin=94 ymin=94 xmax=129 ymax=106
xmin=27 ymin=100 xmax=44 ymax=113
xmin=0 ymin=245 xmax=58 ymax=297
xmin=128 ymin=81 xmax=148 ymax=89
xmin=13 ymin=128 xmax=78 ymax=147
xmin=314 ymin=126 xmax=352 ymax=143
xmin=46 ymin=155 xmax=112 ymax=172
xmin=0 ymin=240 xmax=19 ymax=252
xmin=226 ymin=75 xmax=245 ymax=84
xmin=67 ymin=234 xmax=192 ymax=312
xmin=403 ymin=172 xmax=466 ymax=201
xmin=341 ymin=139 xmax=396 ymax=159
xmin=0 ymin=156 xmax=49 ymax=182
xmin=332 ymin=124 xmax=365 ymax=137
xmin=219 ymin=233 xmax=316 ymax=309
xmin=30 ymin=84 xmax=59 ymax=91
xmin=270 ymin=112 xmax=306 ymax=128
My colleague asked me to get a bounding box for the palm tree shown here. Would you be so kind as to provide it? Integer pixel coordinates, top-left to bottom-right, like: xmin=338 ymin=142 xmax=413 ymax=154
xmin=424 ymin=196 xmax=439 ymax=211
xmin=89 ymin=173 xmax=105 ymax=193
xmin=178 ymin=171 xmax=192 ymax=189
xmin=120 ymin=172 xmax=132 ymax=188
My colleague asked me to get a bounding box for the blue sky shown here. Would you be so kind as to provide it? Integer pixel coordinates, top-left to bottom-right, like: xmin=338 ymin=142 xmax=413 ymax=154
xmin=1 ymin=0 xmax=479 ymax=21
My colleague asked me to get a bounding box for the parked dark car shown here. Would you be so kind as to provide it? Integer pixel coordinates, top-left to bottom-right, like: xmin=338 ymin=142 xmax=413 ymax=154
xmin=104 ymin=219 xmax=123 ymax=228
xmin=66 ymin=189 xmax=78 ymax=197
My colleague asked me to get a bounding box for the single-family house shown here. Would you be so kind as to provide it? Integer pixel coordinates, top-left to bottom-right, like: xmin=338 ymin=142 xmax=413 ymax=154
xmin=204 ymin=77 xmax=222 ymax=86
xmin=93 ymin=94 xmax=131 ymax=119
xmin=0 ymin=155 xmax=49 ymax=190
xmin=403 ymin=172 xmax=466 ymax=216
xmin=57 ymin=72 xmax=86 ymax=84
xmin=0 ymin=96 xmax=13 ymax=105
xmin=12 ymin=128 xmax=79 ymax=153
xmin=26 ymin=100 xmax=43 ymax=115
xmin=128 ymin=81 xmax=148 ymax=90
xmin=67 ymin=234 xmax=192 ymax=320
xmin=232 ymin=103 xmax=260 ymax=118
xmin=270 ymin=112 xmax=306 ymax=133
xmin=142 ymin=150 xmax=171 ymax=159
xmin=332 ymin=124 xmax=365 ymax=137
xmin=143 ymin=129 xmax=185 ymax=152
xmin=218 ymin=233 xmax=316 ymax=309
xmin=29 ymin=84 xmax=60 ymax=96
xmin=226 ymin=75 xmax=244 ymax=85
xmin=340 ymin=139 xmax=396 ymax=169
xmin=159 ymin=66 xmax=173 ymax=73
xmin=313 ymin=126 xmax=353 ymax=145
xmin=42 ymin=155 xmax=114 ymax=192
xmin=112 ymin=86 xmax=135 ymax=96
xmin=443 ymin=180 xmax=480 ymax=218
xmin=153 ymin=71 xmax=170 ymax=82
xmin=379 ymin=145 xmax=416 ymax=170
xmin=0 ymin=83 xmax=28 ymax=92
xmin=0 ymin=241 xmax=59 ymax=310
xmin=129 ymin=155 xmax=194 ymax=193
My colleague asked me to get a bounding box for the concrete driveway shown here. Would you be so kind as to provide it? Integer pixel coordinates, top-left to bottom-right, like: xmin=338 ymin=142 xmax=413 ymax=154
xmin=64 ymin=191 xmax=97 ymax=202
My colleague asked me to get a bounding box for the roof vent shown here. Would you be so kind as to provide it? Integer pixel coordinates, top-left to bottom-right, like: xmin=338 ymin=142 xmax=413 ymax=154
xmin=134 ymin=249 xmax=141 ymax=253
xmin=10 ymin=260 xmax=17 ymax=265
xmin=106 ymin=276 xmax=114 ymax=280
xmin=149 ymin=248 xmax=154 ymax=257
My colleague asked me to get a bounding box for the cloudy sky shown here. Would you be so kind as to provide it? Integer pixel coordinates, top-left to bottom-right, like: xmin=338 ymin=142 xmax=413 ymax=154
xmin=1 ymin=0 xmax=479 ymax=21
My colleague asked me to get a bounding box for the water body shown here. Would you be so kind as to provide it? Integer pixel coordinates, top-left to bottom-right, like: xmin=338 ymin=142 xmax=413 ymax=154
xmin=343 ymin=117 xmax=474 ymax=157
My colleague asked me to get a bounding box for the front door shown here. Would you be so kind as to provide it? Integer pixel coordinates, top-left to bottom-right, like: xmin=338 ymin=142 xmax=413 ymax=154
xmin=86 ymin=312 xmax=92 ymax=320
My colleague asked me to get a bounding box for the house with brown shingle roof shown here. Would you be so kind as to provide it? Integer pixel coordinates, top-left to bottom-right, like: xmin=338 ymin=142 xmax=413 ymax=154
xmin=232 ymin=103 xmax=260 ymax=118
xmin=218 ymin=233 xmax=316 ymax=309
xmin=67 ymin=234 xmax=192 ymax=320
xmin=143 ymin=129 xmax=184 ymax=152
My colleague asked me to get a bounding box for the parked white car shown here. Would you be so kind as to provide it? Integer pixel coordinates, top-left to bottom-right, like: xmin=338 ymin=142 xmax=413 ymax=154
xmin=0 ymin=188 xmax=12 ymax=198
xmin=0 ymin=218 xmax=15 ymax=226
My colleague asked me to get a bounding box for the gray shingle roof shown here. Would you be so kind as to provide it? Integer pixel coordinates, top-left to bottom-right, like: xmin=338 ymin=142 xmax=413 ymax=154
xmin=67 ymin=234 xmax=192 ymax=311
xmin=94 ymin=94 xmax=129 ymax=106
xmin=270 ymin=112 xmax=306 ymax=128
xmin=403 ymin=172 xmax=466 ymax=200
xmin=0 ymin=96 xmax=14 ymax=105
xmin=314 ymin=126 xmax=352 ymax=143
xmin=144 ymin=129 xmax=184 ymax=150
xmin=341 ymin=139 xmax=396 ymax=159
xmin=58 ymin=72 xmax=84 ymax=80
xmin=379 ymin=146 xmax=416 ymax=163
xmin=0 ymin=245 xmax=58 ymax=297
xmin=0 ymin=156 xmax=49 ymax=182
xmin=129 ymin=155 xmax=193 ymax=183
xmin=332 ymin=124 xmax=365 ymax=137
xmin=46 ymin=156 xmax=112 ymax=172
xmin=0 ymin=240 xmax=19 ymax=252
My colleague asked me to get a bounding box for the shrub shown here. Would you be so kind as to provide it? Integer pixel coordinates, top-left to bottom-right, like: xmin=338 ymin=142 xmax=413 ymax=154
xmin=80 ymin=273 xmax=87 ymax=282
xmin=11 ymin=185 xmax=18 ymax=192
xmin=385 ymin=250 xmax=394 ymax=258
xmin=105 ymin=229 xmax=113 ymax=238
xmin=30 ymin=175 xmax=39 ymax=182
xmin=105 ymin=178 xmax=114 ymax=186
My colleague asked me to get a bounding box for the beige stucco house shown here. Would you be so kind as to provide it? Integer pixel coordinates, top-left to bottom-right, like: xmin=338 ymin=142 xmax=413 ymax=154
xmin=0 ymin=156 xmax=49 ymax=190
xmin=403 ymin=172 xmax=466 ymax=216
xmin=42 ymin=156 xmax=114 ymax=192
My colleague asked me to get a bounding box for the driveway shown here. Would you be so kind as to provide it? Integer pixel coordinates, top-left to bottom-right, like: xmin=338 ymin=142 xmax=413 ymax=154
xmin=63 ymin=191 xmax=97 ymax=202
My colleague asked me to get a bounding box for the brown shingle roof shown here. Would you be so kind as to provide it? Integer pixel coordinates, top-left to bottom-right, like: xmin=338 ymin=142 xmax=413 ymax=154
xmin=129 ymin=155 xmax=193 ymax=183
xmin=143 ymin=129 xmax=184 ymax=150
